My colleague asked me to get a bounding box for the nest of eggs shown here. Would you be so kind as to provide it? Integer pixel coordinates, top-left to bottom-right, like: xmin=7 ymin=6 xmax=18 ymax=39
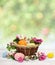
xmin=7 ymin=35 xmax=43 ymax=56
xmin=13 ymin=42 xmax=39 ymax=56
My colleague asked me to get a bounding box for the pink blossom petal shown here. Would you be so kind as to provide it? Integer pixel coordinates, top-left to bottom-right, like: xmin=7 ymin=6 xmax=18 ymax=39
xmin=18 ymin=57 xmax=24 ymax=62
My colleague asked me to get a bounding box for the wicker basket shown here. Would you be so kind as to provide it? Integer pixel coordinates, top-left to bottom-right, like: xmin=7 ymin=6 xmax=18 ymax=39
xmin=13 ymin=43 xmax=40 ymax=56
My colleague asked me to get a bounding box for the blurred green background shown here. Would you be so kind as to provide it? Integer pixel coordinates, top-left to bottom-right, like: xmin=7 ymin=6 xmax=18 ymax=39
xmin=0 ymin=0 xmax=55 ymax=44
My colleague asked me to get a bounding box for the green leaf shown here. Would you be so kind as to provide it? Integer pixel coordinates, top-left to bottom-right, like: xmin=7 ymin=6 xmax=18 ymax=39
xmin=13 ymin=38 xmax=19 ymax=43
xmin=7 ymin=46 xmax=11 ymax=51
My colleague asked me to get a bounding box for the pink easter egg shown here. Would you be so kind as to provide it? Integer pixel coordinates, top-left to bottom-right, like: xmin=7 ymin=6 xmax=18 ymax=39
xmin=14 ymin=53 xmax=25 ymax=61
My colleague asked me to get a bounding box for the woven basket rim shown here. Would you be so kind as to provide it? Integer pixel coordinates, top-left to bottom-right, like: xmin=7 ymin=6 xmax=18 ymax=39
xmin=13 ymin=42 xmax=40 ymax=48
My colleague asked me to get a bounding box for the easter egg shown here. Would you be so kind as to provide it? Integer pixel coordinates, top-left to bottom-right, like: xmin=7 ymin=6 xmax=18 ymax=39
xmin=18 ymin=39 xmax=27 ymax=46
xmin=27 ymin=43 xmax=35 ymax=46
xmin=47 ymin=52 xmax=54 ymax=58
xmin=25 ymin=56 xmax=29 ymax=61
xmin=14 ymin=53 xmax=25 ymax=61
xmin=2 ymin=51 xmax=8 ymax=58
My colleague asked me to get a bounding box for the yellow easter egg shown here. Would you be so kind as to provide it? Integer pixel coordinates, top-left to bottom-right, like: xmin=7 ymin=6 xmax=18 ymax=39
xmin=27 ymin=43 xmax=35 ymax=46
xmin=47 ymin=52 xmax=54 ymax=58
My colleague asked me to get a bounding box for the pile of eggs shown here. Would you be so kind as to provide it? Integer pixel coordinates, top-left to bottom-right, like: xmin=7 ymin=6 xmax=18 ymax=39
xmin=18 ymin=39 xmax=35 ymax=47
